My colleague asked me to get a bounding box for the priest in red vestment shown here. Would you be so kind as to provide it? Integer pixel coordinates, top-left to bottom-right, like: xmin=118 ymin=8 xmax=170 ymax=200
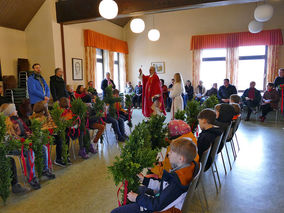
xmin=139 ymin=66 xmax=166 ymax=117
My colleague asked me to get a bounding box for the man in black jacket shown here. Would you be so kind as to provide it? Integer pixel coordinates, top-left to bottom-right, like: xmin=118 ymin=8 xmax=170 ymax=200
xmin=101 ymin=72 xmax=116 ymax=97
xmin=241 ymin=81 xmax=261 ymax=121
xmin=50 ymin=68 xmax=69 ymax=102
xmin=217 ymin=79 xmax=237 ymax=103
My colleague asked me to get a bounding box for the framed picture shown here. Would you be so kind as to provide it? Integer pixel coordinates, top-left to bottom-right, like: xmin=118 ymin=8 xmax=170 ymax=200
xmin=151 ymin=62 xmax=165 ymax=74
xmin=72 ymin=58 xmax=83 ymax=80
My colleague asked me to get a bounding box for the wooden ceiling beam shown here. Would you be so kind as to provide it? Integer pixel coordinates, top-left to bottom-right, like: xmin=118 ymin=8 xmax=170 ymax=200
xmin=56 ymin=0 xmax=262 ymax=25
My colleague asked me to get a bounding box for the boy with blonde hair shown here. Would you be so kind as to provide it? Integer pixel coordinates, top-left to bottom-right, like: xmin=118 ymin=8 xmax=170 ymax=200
xmin=111 ymin=138 xmax=198 ymax=213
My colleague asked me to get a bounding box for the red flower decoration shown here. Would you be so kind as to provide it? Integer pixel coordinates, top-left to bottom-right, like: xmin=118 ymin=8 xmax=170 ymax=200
xmin=29 ymin=143 xmax=33 ymax=147
xmin=48 ymin=129 xmax=54 ymax=135
xmin=20 ymin=138 xmax=25 ymax=143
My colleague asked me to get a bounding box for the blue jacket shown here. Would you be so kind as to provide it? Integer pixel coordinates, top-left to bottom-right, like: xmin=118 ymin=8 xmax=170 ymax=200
xmin=136 ymin=163 xmax=198 ymax=212
xmin=28 ymin=74 xmax=50 ymax=104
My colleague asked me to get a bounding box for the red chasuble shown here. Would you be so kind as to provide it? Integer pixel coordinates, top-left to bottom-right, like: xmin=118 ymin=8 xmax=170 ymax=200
xmin=142 ymin=73 xmax=166 ymax=117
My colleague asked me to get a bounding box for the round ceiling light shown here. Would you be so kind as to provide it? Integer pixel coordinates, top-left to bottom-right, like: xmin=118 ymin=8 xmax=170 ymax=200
xmin=130 ymin=18 xmax=145 ymax=33
xmin=248 ymin=20 xmax=263 ymax=34
xmin=99 ymin=0 xmax=118 ymax=20
xmin=254 ymin=4 xmax=274 ymax=22
xmin=148 ymin=29 xmax=160 ymax=41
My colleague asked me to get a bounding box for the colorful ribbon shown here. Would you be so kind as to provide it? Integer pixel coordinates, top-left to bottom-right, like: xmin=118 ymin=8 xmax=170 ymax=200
xmin=28 ymin=146 xmax=34 ymax=182
xmin=20 ymin=142 xmax=27 ymax=177
xmin=116 ymin=103 xmax=120 ymax=119
xmin=46 ymin=143 xmax=52 ymax=170
xmin=117 ymin=180 xmax=129 ymax=207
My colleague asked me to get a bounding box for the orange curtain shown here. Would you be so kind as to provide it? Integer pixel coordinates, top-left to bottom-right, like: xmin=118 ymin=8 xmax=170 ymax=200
xmin=84 ymin=30 xmax=128 ymax=54
xmin=226 ymin=47 xmax=239 ymax=87
xmin=191 ymin=29 xmax=283 ymax=50
xmin=267 ymin=45 xmax=280 ymax=84
xmin=85 ymin=47 xmax=96 ymax=86
xmin=192 ymin=49 xmax=201 ymax=88
xmin=109 ymin=51 xmax=114 ymax=80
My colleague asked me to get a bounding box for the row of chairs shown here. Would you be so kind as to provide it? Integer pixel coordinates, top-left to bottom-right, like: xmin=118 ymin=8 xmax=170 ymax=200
xmin=182 ymin=116 xmax=242 ymax=212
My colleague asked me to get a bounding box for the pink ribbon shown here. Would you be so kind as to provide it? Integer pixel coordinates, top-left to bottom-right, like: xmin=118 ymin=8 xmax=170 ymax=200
xmin=21 ymin=144 xmax=27 ymax=177
xmin=117 ymin=180 xmax=129 ymax=207
xmin=28 ymin=147 xmax=34 ymax=182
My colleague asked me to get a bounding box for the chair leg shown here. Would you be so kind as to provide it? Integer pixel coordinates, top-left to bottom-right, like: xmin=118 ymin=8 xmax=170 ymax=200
xmin=197 ymin=188 xmax=206 ymax=213
xmin=225 ymin=143 xmax=232 ymax=170
xmin=220 ymin=152 xmax=227 ymax=175
xmin=200 ymin=179 xmax=209 ymax=210
xmin=230 ymin=139 xmax=237 ymax=160
xmin=235 ymin=134 xmax=240 ymax=151
xmin=17 ymin=156 xmax=26 ymax=186
xmin=72 ymin=139 xmax=76 ymax=160
xmin=211 ymin=166 xmax=219 ymax=194
xmin=214 ymin=162 xmax=221 ymax=188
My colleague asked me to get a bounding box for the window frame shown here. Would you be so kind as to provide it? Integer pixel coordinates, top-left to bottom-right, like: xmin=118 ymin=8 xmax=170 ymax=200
xmin=96 ymin=48 xmax=105 ymax=93
xmin=114 ymin=52 xmax=120 ymax=91
xmin=238 ymin=45 xmax=268 ymax=92
xmin=201 ymin=46 xmax=268 ymax=92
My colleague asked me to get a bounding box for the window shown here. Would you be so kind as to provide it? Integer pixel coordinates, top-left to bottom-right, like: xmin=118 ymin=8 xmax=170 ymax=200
xmin=96 ymin=49 xmax=104 ymax=93
xmin=200 ymin=48 xmax=226 ymax=90
xmin=114 ymin=52 xmax=120 ymax=91
xmin=238 ymin=45 xmax=267 ymax=91
xmin=200 ymin=45 xmax=267 ymax=92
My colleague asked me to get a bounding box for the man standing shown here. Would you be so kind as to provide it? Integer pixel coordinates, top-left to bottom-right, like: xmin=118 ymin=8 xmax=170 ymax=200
xmin=28 ymin=63 xmax=50 ymax=106
xmin=242 ymin=81 xmax=261 ymax=121
xmin=50 ymin=68 xmax=69 ymax=102
xmin=139 ymin=66 xmax=166 ymax=117
xmin=132 ymin=81 xmax=142 ymax=108
xmin=101 ymin=72 xmax=116 ymax=97
xmin=217 ymin=79 xmax=237 ymax=103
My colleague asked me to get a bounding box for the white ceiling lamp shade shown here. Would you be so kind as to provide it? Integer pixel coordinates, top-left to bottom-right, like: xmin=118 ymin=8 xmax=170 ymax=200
xmin=148 ymin=15 xmax=160 ymax=41
xmin=248 ymin=20 xmax=263 ymax=34
xmin=130 ymin=18 xmax=145 ymax=33
xmin=254 ymin=4 xmax=274 ymax=22
xmin=99 ymin=0 xmax=118 ymax=19
xmin=148 ymin=29 xmax=160 ymax=41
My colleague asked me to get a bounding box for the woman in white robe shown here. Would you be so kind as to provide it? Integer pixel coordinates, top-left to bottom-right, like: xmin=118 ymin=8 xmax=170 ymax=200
xmin=169 ymin=73 xmax=185 ymax=119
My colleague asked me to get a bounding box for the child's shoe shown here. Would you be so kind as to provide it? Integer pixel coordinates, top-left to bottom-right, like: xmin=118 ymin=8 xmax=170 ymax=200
xmin=79 ymin=148 xmax=89 ymax=159
xmin=89 ymin=144 xmax=98 ymax=154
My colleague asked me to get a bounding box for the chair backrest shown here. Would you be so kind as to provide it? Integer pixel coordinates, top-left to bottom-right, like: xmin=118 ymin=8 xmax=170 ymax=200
xmin=227 ymin=116 xmax=241 ymax=142
xmin=217 ymin=122 xmax=232 ymax=153
xmin=181 ymin=163 xmax=202 ymax=212
xmin=211 ymin=133 xmax=224 ymax=160
xmin=197 ymin=146 xmax=211 ymax=185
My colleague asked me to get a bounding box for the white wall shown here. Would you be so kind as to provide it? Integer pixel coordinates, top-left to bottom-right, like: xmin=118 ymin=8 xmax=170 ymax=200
xmin=25 ymin=0 xmax=56 ymax=85
xmin=125 ymin=2 xmax=284 ymax=86
xmin=0 ymin=27 xmax=28 ymax=77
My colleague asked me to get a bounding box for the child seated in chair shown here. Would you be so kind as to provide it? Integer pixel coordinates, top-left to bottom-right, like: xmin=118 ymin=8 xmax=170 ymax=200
xmin=113 ymin=89 xmax=129 ymax=121
xmin=1 ymin=103 xmax=55 ymax=190
xmin=53 ymin=97 xmax=74 ymax=167
xmin=102 ymin=99 xmax=127 ymax=142
xmin=229 ymin=94 xmax=241 ymax=120
xmin=0 ymin=104 xmax=29 ymax=194
xmin=197 ymin=109 xmax=222 ymax=171
xmin=88 ymin=97 xmax=106 ymax=148
xmin=151 ymin=119 xmax=199 ymax=179
xmin=111 ymin=138 xmax=198 ymax=213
